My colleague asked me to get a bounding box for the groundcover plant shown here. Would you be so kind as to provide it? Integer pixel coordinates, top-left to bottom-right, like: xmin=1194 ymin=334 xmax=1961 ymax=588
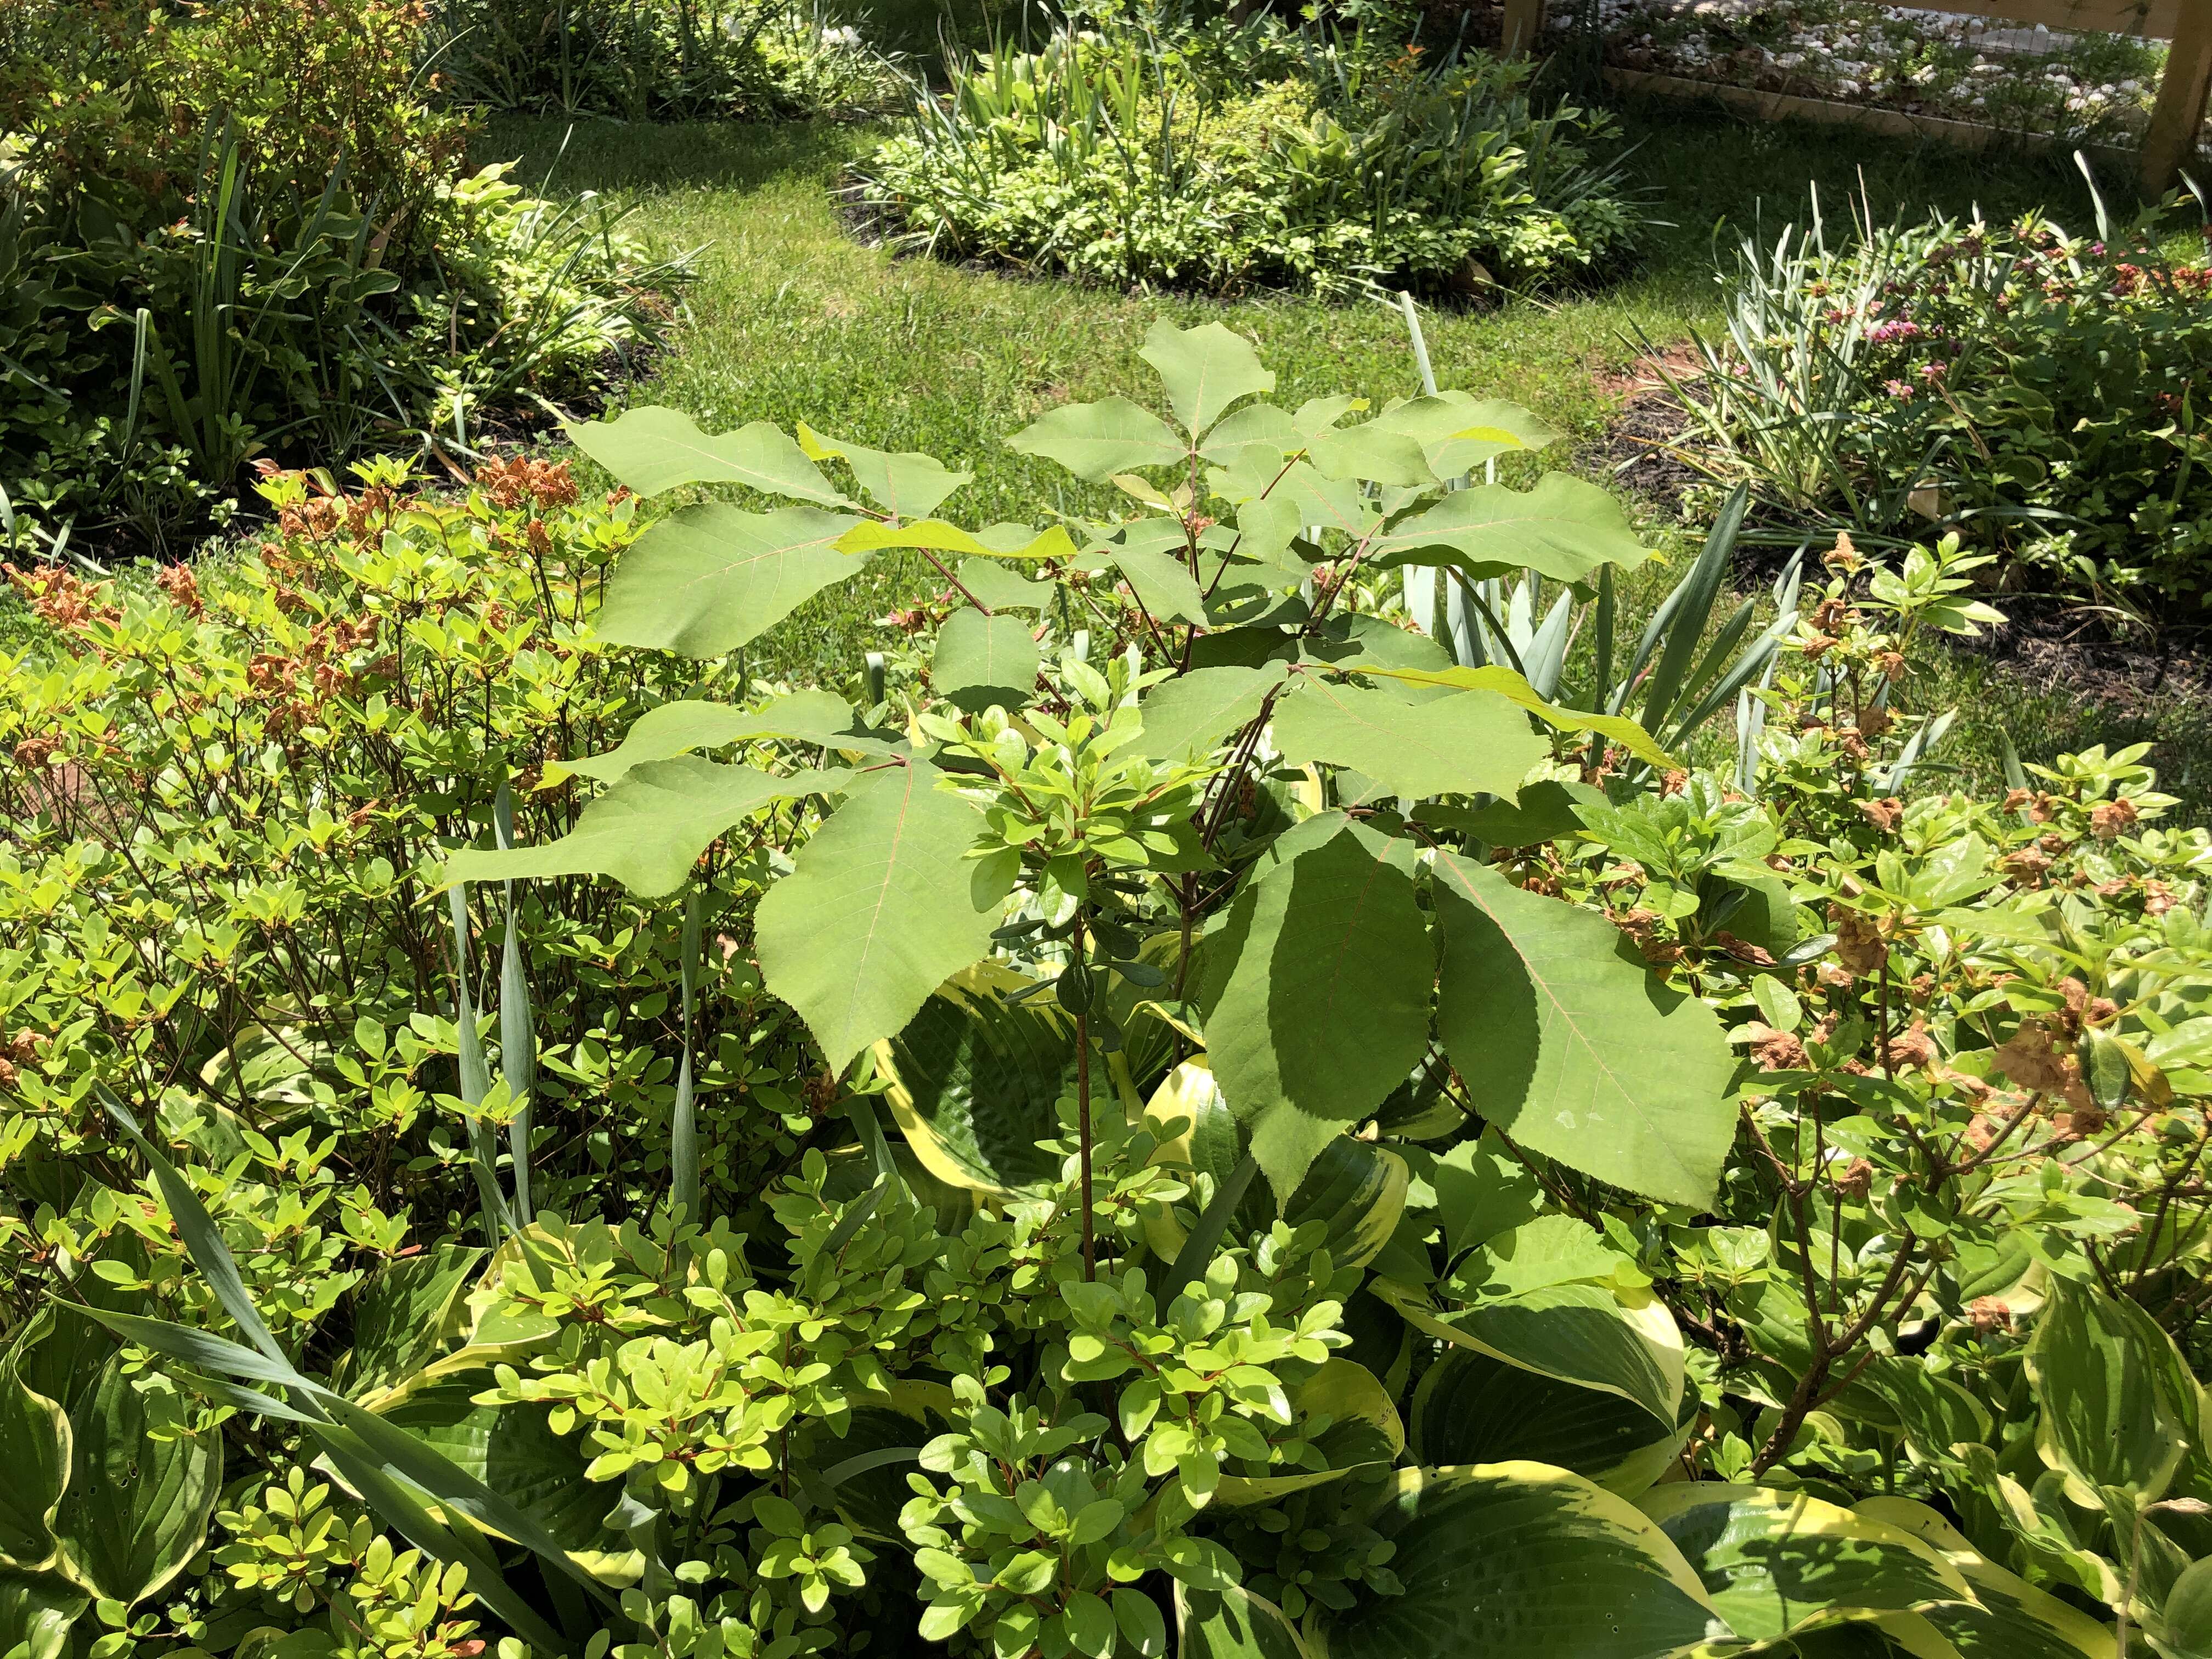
xmin=2 ymin=323 xmax=2211 ymax=1659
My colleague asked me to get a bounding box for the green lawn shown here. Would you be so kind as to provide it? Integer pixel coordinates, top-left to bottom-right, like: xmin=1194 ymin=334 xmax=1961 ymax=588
xmin=483 ymin=101 xmax=2210 ymax=812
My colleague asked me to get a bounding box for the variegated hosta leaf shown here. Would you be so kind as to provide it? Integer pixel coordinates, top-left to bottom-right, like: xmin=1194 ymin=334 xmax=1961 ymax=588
xmin=1214 ymin=1359 xmax=1403 ymax=1506
xmin=1636 ymin=1485 xmax=1974 ymax=1644
xmin=0 ymin=1573 xmax=83 ymax=1659
xmin=1853 ymin=1497 xmax=2117 ymax=1658
xmin=52 ymin=1356 xmax=221 ymax=1605
xmin=872 ymin=964 xmax=1077 ymax=1198
xmin=0 ymin=1355 xmax=68 ymax=1570
xmin=1180 ymin=1582 xmax=1312 ymax=1658
xmin=1410 ymin=1348 xmax=1688 ymax=1497
xmin=1308 ymin=1463 xmax=1726 ymax=1658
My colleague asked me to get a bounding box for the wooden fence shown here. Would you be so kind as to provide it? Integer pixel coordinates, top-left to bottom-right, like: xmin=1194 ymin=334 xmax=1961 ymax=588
xmin=1499 ymin=0 xmax=2212 ymax=191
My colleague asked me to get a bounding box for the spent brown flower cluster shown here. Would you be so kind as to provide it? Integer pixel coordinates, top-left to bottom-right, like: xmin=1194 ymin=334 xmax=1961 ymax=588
xmin=477 ymin=455 xmax=582 ymax=512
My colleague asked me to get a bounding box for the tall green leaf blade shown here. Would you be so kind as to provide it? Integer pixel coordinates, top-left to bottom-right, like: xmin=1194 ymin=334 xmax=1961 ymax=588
xmin=447 ymin=759 xmax=845 ymax=898
xmin=756 ymin=762 xmax=995 ymax=1073
xmin=561 ymin=691 xmax=898 ymax=782
xmin=1273 ymin=681 xmax=1548 ymax=801
xmin=1370 ymin=474 xmax=1654 ymax=585
xmin=566 ymin=408 xmax=850 ymax=504
xmin=1138 ymin=320 xmax=1274 ymax=438
xmin=1200 ymin=827 xmax=1430 ymax=1201
xmin=933 ymin=608 xmax=1041 ymax=712
xmin=1133 ymin=664 xmax=1290 ymax=763
xmin=445 ymin=885 xmax=509 ymax=1243
xmin=1432 ymin=852 xmax=1735 ymax=1208
xmin=494 ymin=782 xmax=537 ymax=1223
xmin=672 ymin=886 xmax=702 ymax=1222
xmin=52 ymin=1356 xmax=221 ymax=1605
xmin=1311 ymin=1464 xmax=1724 ymax=1659
xmin=599 ymin=504 xmax=868 ymax=657
xmin=1007 ymin=397 xmax=1187 ymax=481
xmin=0 ymin=1358 xmax=68 ymax=1570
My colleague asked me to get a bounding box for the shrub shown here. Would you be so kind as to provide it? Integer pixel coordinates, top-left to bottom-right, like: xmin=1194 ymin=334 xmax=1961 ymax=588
xmin=857 ymin=12 xmax=1640 ymax=296
xmin=8 ymin=322 xmax=2212 ymax=1659
xmin=1657 ymin=188 xmax=2212 ymax=609
xmin=421 ymin=0 xmax=904 ymax=121
xmin=0 ymin=0 xmax=681 ymax=555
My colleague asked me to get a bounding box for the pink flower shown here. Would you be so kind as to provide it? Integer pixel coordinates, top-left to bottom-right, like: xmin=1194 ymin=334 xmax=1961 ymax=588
xmin=1886 ymin=380 xmax=1915 ymax=399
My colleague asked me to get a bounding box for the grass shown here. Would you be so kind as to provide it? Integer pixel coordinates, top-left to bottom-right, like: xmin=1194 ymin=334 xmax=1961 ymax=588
xmin=483 ymin=99 xmax=2211 ymax=813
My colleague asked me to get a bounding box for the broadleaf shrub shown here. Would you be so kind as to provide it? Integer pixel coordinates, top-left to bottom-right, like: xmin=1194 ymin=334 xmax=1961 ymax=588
xmin=3 ymin=322 xmax=2211 ymax=1658
xmin=0 ymin=0 xmax=681 ymax=554
xmin=421 ymin=0 xmax=903 ymax=120
xmin=857 ymin=12 xmax=1641 ymax=296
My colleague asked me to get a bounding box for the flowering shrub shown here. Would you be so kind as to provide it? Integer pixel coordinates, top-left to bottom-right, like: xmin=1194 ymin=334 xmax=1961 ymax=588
xmin=859 ymin=13 xmax=1640 ymax=295
xmin=0 ymin=0 xmax=681 ymax=555
xmin=1663 ymin=195 xmax=2212 ymax=606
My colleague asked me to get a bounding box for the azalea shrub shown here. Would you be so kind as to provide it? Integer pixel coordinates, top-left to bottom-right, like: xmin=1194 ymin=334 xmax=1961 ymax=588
xmin=4 ymin=323 xmax=2212 ymax=1659
xmin=0 ymin=0 xmax=680 ymax=556
xmin=857 ymin=10 xmax=1640 ymax=296
xmin=1659 ymin=189 xmax=2212 ymax=608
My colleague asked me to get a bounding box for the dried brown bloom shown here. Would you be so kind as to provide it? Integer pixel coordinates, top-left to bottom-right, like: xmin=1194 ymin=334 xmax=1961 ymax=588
xmin=154 ymin=562 xmax=203 ymax=617
xmin=2001 ymin=788 xmax=2033 ymax=814
xmin=1884 ymin=1020 xmax=1939 ymax=1070
xmin=476 ymin=455 xmax=580 ymax=511
xmin=2089 ymin=797 xmax=2139 ymax=839
xmin=2000 ymin=848 xmax=2051 ymax=887
xmin=11 ymin=736 xmax=60 ymax=770
xmin=1746 ymin=1023 xmax=1808 ymax=1071
xmin=1855 ymin=796 xmax=1904 ymax=833
xmin=1801 ymin=631 xmax=1841 ymax=661
xmin=1968 ymin=1297 xmax=2013 ymax=1334
xmin=1832 ymin=1158 xmax=1874 ymax=1199
xmin=1713 ymin=931 xmax=1777 ymax=967
xmin=1829 ymin=902 xmax=1888 ymax=977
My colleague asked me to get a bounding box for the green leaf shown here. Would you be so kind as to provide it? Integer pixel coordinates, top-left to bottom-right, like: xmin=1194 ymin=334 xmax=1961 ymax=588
xmin=52 ymin=1357 xmax=221 ymax=1605
xmin=1367 ymin=392 xmax=1564 ymax=476
xmin=1417 ymin=780 xmax=1606 ymax=848
xmin=1177 ymin=1583 xmax=1312 ymax=1657
xmin=340 ymin=1245 xmax=485 ymax=1398
xmin=1370 ymin=474 xmax=1653 ymax=585
xmin=1379 ymin=1277 xmax=1682 ymax=1427
xmin=447 ymin=759 xmax=843 ymax=898
xmin=1098 ymin=527 xmax=1211 ymax=627
xmin=2155 ymin=1556 xmax=2212 ymax=1659
xmin=1273 ymin=680 xmax=1548 ymax=801
xmin=757 ymin=761 xmax=995 ymax=1073
xmin=1278 ymin=1135 xmax=1410 ymax=1273
xmin=1431 ymin=851 xmax=1736 ymax=1208
xmin=1636 ymin=1485 xmax=1972 ymax=1643
xmin=370 ymin=1380 xmax=613 ymax=1564
xmin=560 ymin=691 xmax=899 ymax=782
xmin=1310 ymin=1464 xmax=1723 ymax=1659
xmin=2025 ymin=1277 xmax=2182 ymax=1503
xmin=1200 ymin=826 xmax=1431 ymax=1201
xmin=1410 ymin=1349 xmax=1685 ymax=1496
xmin=566 ymin=408 xmax=849 ymax=504
xmin=1008 ymin=397 xmax=1187 ymax=480
xmin=1355 ymin=664 xmax=1674 ymax=768
xmin=600 ymin=504 xmax=867 ymax=657
xmin=1135 ymin=664 xmax=1290 ymax=764
xmin=1138 ymin=320 xmax=1274 ymax=437
xmin=0 ymin=1357 xmax=68 ymax=1570
xmin=1215 ymin=1359 xmax=1403 ymax=1506
xmin=797 ymin=422 xmax=970 ymax=518
xmin=836 ymin=518 xmax=1078 ymax=561
xmin=933 ymin=609 xmax=1041 ymax=712
xmin=0 ymin=1572 xmax=83 ymax=1659
xmin=875 ymin=965 xmax=1075 ymax=1198
xmin=1852 ymin=1498 xmax=2117 ymax=1659
xmin=956 ymin=557 xmax=1050 ymax=611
